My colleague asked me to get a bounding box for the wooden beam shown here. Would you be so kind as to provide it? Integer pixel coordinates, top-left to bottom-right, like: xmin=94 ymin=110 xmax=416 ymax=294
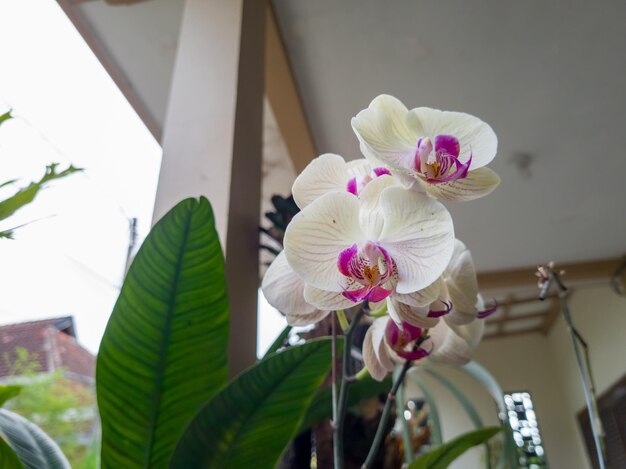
xmin=486 ymin=310 xmax=549 ymax=325
xmin=477 ymin=256 xmax=624 ymax=291
xmin=484 ymin=327 xmax=545 ymax=341
xmin=265 ymin=3 xmax=317 ymax=173
xmin=55 ymin=0 xmax=162 ymax=141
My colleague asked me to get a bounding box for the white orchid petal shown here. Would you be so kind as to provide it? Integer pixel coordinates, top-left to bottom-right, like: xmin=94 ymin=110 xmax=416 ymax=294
xmin=444 ymin=310 xmax=476 ymax=326
xmin=429 ymin=319 xmax=484 ymax=365
xmin=352 ymin=95 xmax=416 ymax=168
xmin=363 ymin=323 xmax=389 ymax=381
xmin=388 ymin=297 xmax=439 ymax=328
xmin=378 ymin=187 xmax=454 ymax=294
xmin=286 ymin=310 xmax=330 ymax=327
xmin=406 ymin=107 xmax=497 ymax=170
xmin=394 ymin=277 xmax=443 ymax=307
xmin=358 ymin=174 xmax=397 ymax=239
xmin=292 ymin=153 xmax=350 ymax=209
xmin=284 ymin=191 xmax=364 ymax=291
xmin=445 ymin=239 xmax=479 ymax=319
xmin=445 ymin=318 xmax=484 ymax=348
xmin=303 ymin=284 xmax=356 ymax=310
xmin=370 ymin=317 xmax=395 ymax=369
xmin=261 ymin=251 xmax=317 ymax=316
xmin=345 ymin=158 xmax=373 ymax=179
xmin=423 ymin=167 xmax=500 ymax=202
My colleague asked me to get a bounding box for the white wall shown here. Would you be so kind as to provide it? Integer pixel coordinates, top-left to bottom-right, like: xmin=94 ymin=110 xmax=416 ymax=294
xmin=404 ymin=285 xmax=626 ymax=468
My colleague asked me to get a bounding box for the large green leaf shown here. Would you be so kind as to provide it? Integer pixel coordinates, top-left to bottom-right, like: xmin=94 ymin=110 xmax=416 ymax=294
xmin=170 ymin=339 xmax=335 ymax=469
xmin=0 ymin=436 xmax=24 ymax=469
xmin=299 ymin=371 xmax=392 ymax=432
xmin=0 ymin=163 xmax=81 ymax=223
xmin=408 ymin=427 xmax=501 ymax=469
xmin=423 ymin=368 xmax=491 ymax=468
xmin=96 ymin=197 xmax=229 ymax=469
xmin=0 ymin=385 xmax=21 ymax=407
xmin=411 ymin=374 xmax=443 ymax=447
xmin=0 ymin=409 xmax=70 ymax=469
xmin=462 ymin=362 xmax=518 ymax=469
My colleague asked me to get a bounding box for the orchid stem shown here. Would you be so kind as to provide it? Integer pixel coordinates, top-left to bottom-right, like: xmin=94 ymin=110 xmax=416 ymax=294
xmin=355 ymin=367 xmax=370 ymax=381
xmin=331 ymin=312 xmax=338 ymax=435
xmin=369 ymin=302 xmax=388 ymax=318
xmin=337 ymin=309 xmax=349 ymax=331
xmin=333 ymin=308 xmax=365 ymax=469
xmin=362 ymin=359 xmax=412 ymax=469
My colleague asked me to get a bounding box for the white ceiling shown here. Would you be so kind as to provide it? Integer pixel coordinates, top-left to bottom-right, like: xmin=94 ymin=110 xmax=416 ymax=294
xmin=65 ymin=0 xmax=626 ymax=271
xmin=273 ymin=0 xmax=626 ymax=270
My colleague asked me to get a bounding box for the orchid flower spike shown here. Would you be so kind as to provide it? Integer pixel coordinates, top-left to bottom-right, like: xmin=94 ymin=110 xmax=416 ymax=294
xmin=292 ymin=153 xmax=397 ymax=209
xmin=283 ymin=175 xmax=455 ymax=311
xmin=352 ymin=94 xmax=499 ymax=202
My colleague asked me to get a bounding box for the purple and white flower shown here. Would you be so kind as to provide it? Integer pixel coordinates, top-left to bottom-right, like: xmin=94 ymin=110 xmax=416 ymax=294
xmin=352 ymin=94 xmax=500 ymax=202
xmin=363 ymin=315 xmax=485 ymax=381
xmin=283 ymin=177 xmax=455 ymax=310
xmin=291 ymin=153 xmax=395 ymax=209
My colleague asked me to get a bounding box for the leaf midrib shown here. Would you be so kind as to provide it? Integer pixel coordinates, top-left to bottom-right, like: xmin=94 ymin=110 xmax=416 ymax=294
xmin=143 ymin=204 xmax=195 ymax=468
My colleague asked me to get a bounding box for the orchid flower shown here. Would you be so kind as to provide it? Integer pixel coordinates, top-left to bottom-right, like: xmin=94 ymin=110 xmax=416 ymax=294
xmin=363 ymin=315 xmax=484 ymax=381
xmin=351 ymin=94 xmax=499 ymax=202
xmin=283 ymin=175 xmax=455 ymax=310
xmin=261 ymin=251 xmax=350 ymax=326
xmin=291 ymin=153 xmax=396 ymax=209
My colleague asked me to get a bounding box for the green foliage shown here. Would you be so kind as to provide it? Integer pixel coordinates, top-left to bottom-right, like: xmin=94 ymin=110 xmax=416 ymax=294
xmin=5 ymin=348 xmax=96 ymax=467
xmin=408 ymin=427 xmax=501 ymax=469
xmin=0 ymin=110 xmax=11 ymax=126
xmin=0 ymin=385 xmax=22 ymax=408
xmin=299 ymin=372 xmax=392 ymax=432
xmin=411 ymin=375 xmax=443 ymax=446
xmin=0 ymin=163 xmax=81 ymax=222
xmin=0 ymin=409 xmax=71 ymax=469
xmin=264 ymin=324 xmax=292 ymax=357
xmin=0 ymin=436 xmax=25 ymax=469
xmin=170 ymin=339 xmax=335 ymax=469
xmin=96 ymin=197 xmax=229 ymax=469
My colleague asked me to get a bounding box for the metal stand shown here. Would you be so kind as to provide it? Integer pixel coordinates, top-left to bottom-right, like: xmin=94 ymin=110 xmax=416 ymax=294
xmin=539 ymin=266 xmax=607 ymax=469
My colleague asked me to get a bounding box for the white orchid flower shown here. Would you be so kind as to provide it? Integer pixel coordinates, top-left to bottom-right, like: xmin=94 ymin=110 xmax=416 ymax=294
xmin=292 ymin=153 xmax=397 ymax=209
xmin=261 ymin=251 xmax=344 ymax=326
xmin=351 ymin=94 xmax=499 ymax=202
xmin=362 ymin=314 xmax=485 ymax=381
xmin=283 ymin=175 xmax=455 ymax=310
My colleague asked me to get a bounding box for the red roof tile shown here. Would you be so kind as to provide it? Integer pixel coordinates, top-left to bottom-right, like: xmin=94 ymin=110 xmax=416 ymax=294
xmin=0 ymin=317 xmax=94 ymax=379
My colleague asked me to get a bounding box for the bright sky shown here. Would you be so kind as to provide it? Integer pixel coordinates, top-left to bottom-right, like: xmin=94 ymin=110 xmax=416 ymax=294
xmin=0 ymin=0 xmax=285 ymax=356
xmin=0 ymin=0 xmax=161 ymax=353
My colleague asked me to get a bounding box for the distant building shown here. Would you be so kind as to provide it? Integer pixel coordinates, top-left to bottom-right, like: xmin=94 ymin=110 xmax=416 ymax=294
xmin=0 ymin=317 xmax=94 ymax=384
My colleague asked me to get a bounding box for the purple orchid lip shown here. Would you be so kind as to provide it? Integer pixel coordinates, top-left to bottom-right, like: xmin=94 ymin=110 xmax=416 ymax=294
xmin=345 ymin=167 xmax=391 ymax=196
xmin=413 ymin=135 xmax=472 ymax=184
xmin=338 ymin=242 xmax=394 ymax=303
xmin=346 ymin=177 xmax=358 ymax=195
xmin=427 ymin=301 xmax=452 ymax=318
xmin=372 ymin=167 xmax=391 ymax=177
xmin=477 ymin=300 xmax=498 ymax=319
xmin=385 ymin=320 xmax=431 ymax=361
